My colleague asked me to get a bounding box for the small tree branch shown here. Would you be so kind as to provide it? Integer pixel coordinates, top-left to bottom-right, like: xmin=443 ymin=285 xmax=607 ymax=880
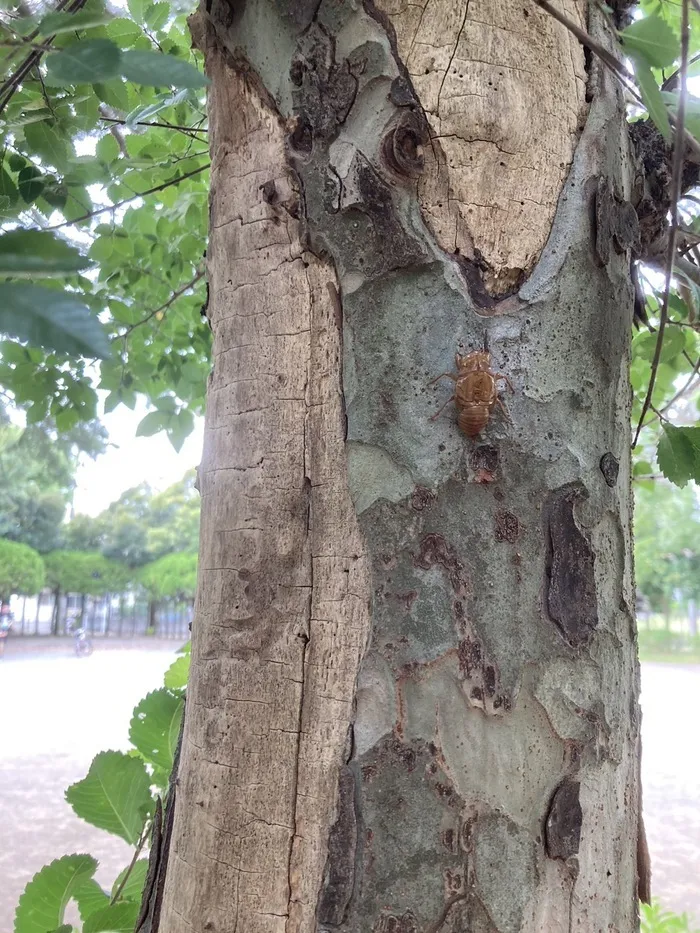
xmin=110 ymin=820 xmax=151 ymax=905
xmin=99 ymin=116 xmax=208 ymax=136
xmin=119 ymin=269 xmax=206 ymax=336
xmin=43 ymin=163 xmax=209 ymax=231
xmin=0 ymin=0 xmax=88 ymax=116
xmin=633 ymin=0 xmax=690 ymax=446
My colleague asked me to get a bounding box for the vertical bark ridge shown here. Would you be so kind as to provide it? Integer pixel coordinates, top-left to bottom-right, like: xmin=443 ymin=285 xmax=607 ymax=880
xmin=160 ymin=44 xmax=371 ymax=933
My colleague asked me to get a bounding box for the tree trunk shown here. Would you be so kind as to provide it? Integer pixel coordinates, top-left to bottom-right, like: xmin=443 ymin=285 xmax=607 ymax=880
xmin=51 ymin=588 xmax=59 ymax=636
xmin=149 ymin=599 xmax=158 ymax=635
xmin=160 ymin=2 xmax=644 ymax=931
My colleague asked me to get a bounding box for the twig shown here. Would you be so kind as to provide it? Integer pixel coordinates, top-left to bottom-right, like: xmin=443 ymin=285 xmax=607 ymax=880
xmin=0 ymin=0 xmax=88 ymax=116
xmin=120 ymin=269 xmax=205 ymax=336
xmin=43 ymin=163 xmax=209 ymax=231
xmin=633 ymin=0 xmax=690 ymax=446
xmin=110 ymin=820 xmax=150 ymax=905
xmin=99 ymin=116 xmax=208 ymax=135
xmin=662 ymin=49 xmax=700 ymax=91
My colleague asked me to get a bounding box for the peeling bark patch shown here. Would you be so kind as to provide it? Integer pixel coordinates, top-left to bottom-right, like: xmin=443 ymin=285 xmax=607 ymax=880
xmin=373 ymin=910 xmax=418 ymax=933
xmin=414 ymin=533 xmax=469 ymax=597
xmin=318 ymin=767 xmax=358 ymax=926
xmin=544 ymin=485 xmax=598 ymax=647
xmin=545 ymin=779 xmax=583 ymax=861
xmin=410 ymin=486 xmax=437 ymax=511
xmin=594 ymin=175 xmax=640 ymax=267
xmin=494 ymin=509 xmax=519 ymax=543
xmin=599 ymin=452 xmax=619 ymax=487
xmin=469 ymin=444 xmax=498 ymax=483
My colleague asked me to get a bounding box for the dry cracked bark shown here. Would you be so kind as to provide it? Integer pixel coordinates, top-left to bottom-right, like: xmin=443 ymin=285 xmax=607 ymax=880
xmin=158 ymin=1 xmax=645 ymax=931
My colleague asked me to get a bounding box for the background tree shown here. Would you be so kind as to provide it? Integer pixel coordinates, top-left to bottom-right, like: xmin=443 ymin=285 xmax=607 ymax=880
xmin=0 ymin=414 xmax=104 ymax=552
xmin=140 ymin=549 xmax=197 ymax=629
xmin=44 ymin=548 xmax=128 ymax=632
xmin=0 ymin=538 xmax=44 ymax=602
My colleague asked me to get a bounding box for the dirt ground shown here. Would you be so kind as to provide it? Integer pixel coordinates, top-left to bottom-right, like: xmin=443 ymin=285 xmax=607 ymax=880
xmin=1 ymin=641 xmax=698 ymax=930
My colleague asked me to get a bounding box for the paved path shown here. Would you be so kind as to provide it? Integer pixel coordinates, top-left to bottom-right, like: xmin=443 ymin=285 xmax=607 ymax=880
xmin=0 ymin=646 xmax=698 ymax=930
xmin=641 ymin=664 xmax=700 ymax=920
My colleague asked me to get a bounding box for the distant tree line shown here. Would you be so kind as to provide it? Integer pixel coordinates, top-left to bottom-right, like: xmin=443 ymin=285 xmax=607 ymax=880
xmin=0 ymin=410 xmax=199 ymax=632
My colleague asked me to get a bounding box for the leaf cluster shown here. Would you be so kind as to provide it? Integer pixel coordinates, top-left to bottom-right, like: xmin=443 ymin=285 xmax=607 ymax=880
xmin=13 ymin=646 xmax=189 ymax=933
xmin=0 ymin=0 xmax=210 ymax=450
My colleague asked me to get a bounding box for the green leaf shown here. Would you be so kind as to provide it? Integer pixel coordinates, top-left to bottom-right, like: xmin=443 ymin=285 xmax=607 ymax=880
xmin=65 ymin=751 xmax=154 ymax=844
xmin=136 ymin=410 xmax=169 ymax=437
xmin=620 ymin=14 xmax=679 ymax=68
xmin=111 ymin=859 xmax=148 ymax=904
xmin=73 ymin=879 xmax=110 ymax=922
xmin=164 ymin=653 xmax=190 ymax=690
xmin=145 ymin=1 xmax=170 ymax=30
xmin=124 ymin=88 xmax=189 ymax=127
xmin=120 ymin=50 xmax=208 ymax=88
xmin=0 ymin=284 xmax=110 ymax=359
xmin=127 ymin=0 xmax=146 ymax=24
xmin=0 ymin=166 xmax=19 ymax=204
xmin=46 ymin=40 xmax=122 ymax=85
xmin=14 ymin=854 xmax=98 ymax=933
xmin=657 ymin=424 xmax=700 ymax=487
xmin=24 ymin=122 xmax=69 ymax=170
xmin=18 ymin=166 xmax=45 ymax=204
xmin=82 ymin=902 xmax=139 ymax=933
xmin=94 ymin=78 xmax=129 ymax=113
xmin=631 ymin=56 xmax=672 ymax=141
xmin=37 ymin=10 xmax=113 ymax=35
xmin=0 ymin=230 xmax=90 ymax=276
xmin=632 ymin=326 xmax=685 ymax=362
xmin=129 ymin=688 xmax=184 ymax=771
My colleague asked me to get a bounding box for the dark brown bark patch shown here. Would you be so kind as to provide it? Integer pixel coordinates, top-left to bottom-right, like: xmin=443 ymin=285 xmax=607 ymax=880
xmin=494 ymin=509 xmax=519 ymax=543
xmin=594 ymin=175 xmax=640 ymax=267
xmin=414 ymin=533 xmax=469 ymax=597
xmin=544 ymin=484 xmax=598 ymax=647
xmin=373 ymin=910 xmax=418 ymax=933
xmin=469 ymin=444 xmax=499 ymax=483
xmin=318 ymin=766 xmax=358 ymax=926
xmin=599 ymin=452 xmax=619 ymax=487
xmin=545 ymin=779 xmax=583 ymax=861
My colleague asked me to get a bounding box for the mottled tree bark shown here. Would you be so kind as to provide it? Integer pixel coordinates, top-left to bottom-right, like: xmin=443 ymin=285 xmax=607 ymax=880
xmin=161 ymin=1 xmax=644 ymax=931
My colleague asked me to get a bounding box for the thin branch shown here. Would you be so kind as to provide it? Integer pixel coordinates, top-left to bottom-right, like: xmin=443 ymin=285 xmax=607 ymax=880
xmin=662 ymin=49 xmax=700 ymax=91
xmin=120 ymin=269 xmax=205 ymax=336
xmin=110 ymin=821 xmax=150 ymax=905
xmin=634 ymin=0 xmax=690 ymax=446
xmin=533 ymin=0 xmax=631 ymax=82
xmin=43 ymin=163 xmax=209 ymax=231
xmin=99 ymin=116 xmax=208 ymax=135
xmin=0 ymin=0 xmax=88 ymax=116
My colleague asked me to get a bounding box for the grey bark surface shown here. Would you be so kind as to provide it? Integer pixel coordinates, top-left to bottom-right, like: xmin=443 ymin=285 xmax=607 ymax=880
xmin=162 ymin=2 xmax=644 ymax=931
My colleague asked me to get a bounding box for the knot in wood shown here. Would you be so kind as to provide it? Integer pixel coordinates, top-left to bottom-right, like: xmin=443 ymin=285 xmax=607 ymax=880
xmin=382 ymin=113 xmax=425 ymax=179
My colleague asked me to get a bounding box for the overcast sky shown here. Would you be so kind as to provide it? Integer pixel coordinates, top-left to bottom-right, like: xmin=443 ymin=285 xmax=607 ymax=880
xmin=72 ymin=400 xmax=204 ymax=516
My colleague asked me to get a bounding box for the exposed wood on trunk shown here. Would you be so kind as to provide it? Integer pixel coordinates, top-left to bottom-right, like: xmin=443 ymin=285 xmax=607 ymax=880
xmin=160 ymin=42 xmax=370 ymax=933
xmin=375 ymin=0 xmax=588 ymax=295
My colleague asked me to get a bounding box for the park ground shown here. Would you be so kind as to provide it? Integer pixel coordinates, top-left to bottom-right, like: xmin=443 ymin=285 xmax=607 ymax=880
xmin=0 ymin=640 xmax=698 ymax=929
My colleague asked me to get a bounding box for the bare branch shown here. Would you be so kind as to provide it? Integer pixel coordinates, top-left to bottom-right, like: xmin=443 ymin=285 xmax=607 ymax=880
xmin=119 ymin=269 xmax=206 ymax=337
xmin=634 ymin=0 xmax=690 ymax=446
xmin=43 ymin=163 xmax=210 ymax=231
